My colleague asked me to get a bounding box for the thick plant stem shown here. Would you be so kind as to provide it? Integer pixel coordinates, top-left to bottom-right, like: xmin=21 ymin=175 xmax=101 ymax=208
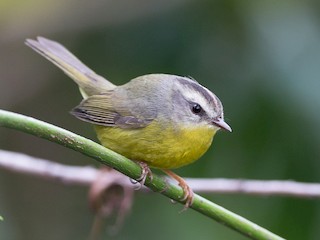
xmin=0 ymin=109 xmax=285 ymax=240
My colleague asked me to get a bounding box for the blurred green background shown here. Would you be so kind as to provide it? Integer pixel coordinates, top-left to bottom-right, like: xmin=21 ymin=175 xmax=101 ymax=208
xmin=1 ymin=0 xmax=320 ymax=239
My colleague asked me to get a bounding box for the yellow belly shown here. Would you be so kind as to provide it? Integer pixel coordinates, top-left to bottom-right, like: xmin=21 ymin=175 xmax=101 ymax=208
xmin=94 ymin=121 xmax=217 ymax=169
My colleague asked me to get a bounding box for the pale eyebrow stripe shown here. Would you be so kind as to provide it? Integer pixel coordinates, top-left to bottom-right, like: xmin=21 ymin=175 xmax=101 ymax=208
xmin=176 ymin=77 xmax=224 ymax=117
xmin=176 ymin=77 xmax=215 ymax=103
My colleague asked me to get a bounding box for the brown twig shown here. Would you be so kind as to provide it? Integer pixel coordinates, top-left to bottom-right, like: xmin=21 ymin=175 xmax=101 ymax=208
xmin=1 ymin=149 xmax=319 ymax=198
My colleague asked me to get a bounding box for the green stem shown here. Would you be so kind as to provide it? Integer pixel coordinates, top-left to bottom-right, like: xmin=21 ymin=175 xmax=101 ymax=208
xmin=0 ymin=109 xmax=285 ymax=240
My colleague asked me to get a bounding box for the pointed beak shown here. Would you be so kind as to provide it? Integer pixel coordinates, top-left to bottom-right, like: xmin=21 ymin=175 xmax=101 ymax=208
xmin=212 ymin=118 xmax=232 ymax=132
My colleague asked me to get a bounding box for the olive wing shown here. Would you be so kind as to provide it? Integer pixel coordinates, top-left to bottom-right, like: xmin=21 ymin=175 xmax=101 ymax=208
xmin=71 ymin=92 xmax=153 ymax=128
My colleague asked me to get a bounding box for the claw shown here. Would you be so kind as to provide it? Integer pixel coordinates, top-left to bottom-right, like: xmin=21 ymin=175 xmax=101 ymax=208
xmin=131 ymin=162 xmax=153 ymax=189
xmin=179 ymin=181 xmax=194 ymax=211
xmin=162 ymin=170 xmax=194 ymax=210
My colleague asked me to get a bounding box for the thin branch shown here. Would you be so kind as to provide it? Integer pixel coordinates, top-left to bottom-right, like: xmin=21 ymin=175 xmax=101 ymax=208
xmin=186 ymin=178 xmax=320 ymax=198
xmin=0 ymin=109 xmax=285 ymax=240
xmin=0 ymin=149 xmax=129 ymax=187
xmin=1 ymin=149 xmax=319 ymax=198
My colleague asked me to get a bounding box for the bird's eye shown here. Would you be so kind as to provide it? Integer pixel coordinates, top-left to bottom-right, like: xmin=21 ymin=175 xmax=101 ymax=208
xmin=192 ymin=103 xmax=202 ymax=114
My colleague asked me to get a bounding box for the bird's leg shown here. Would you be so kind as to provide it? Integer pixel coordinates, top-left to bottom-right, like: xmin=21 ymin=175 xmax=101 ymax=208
xmin=162 ymin=170 xmax=194 ymax=209
xmin=135 ymin=161 xmax=153 ymax=186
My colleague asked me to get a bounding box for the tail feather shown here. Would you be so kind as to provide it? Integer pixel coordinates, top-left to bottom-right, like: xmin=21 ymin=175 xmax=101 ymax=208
xmin=25 ymin=37 xmax=116 ymax=98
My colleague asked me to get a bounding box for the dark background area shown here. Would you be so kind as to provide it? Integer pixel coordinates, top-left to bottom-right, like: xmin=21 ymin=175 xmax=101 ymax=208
xmin=1 ymin=0 xmax=320 ymax=239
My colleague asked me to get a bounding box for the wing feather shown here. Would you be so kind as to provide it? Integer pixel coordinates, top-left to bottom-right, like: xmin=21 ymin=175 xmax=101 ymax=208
xmin=71 ymin=93 xmax=153 ymax=128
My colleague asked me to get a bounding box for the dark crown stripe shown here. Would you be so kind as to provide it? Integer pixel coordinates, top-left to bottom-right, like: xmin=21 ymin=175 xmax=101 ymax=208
xmin=176 ymin=77 xmax=215 ymax=104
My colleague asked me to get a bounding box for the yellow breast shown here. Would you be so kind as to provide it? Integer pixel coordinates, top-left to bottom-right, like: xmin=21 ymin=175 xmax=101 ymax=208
xmin=94 ymin=121 xmax=217 ymax=169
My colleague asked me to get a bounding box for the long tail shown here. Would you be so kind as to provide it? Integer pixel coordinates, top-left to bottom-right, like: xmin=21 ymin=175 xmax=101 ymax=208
xmin=25 ymin=37 xmax=116 ymax=98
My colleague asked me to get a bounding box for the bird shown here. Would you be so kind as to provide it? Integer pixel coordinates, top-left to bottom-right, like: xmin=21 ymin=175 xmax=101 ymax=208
xmin=25 ymin=37 xmax=231 ymax=208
